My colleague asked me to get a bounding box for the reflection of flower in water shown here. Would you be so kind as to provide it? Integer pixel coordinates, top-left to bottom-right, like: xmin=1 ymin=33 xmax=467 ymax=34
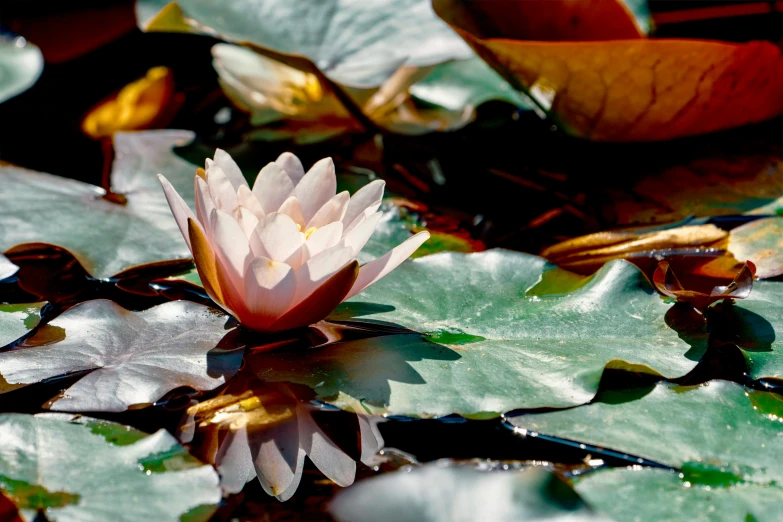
xmin=180 ymin=376 xmax=384 ymax=501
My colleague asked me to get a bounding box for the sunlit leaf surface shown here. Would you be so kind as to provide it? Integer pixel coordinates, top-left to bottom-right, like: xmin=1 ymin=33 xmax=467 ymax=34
xmin=0 ymin=300 xmax=241 ymax=411
xmin=576 ymin=468 xmax=783 ymax=522
xmin=729 ymin=217 xmax=783 ymax=279
xmin=137 ymin=0 xmax=472 ymax=88
xmin=329 ymin=464 xmax=609 ymax=522
xmin=509 ymin=381 xmax=783 ymax=483
xmin=0 ymin=36 xmax=43 ymax=104
xmin=0 ymin=413 xmax=220 ymax=522
xmin=0 ymin=303 xmax=42 ymax=348
xmin=0 ymin=130 xmax=197 ymax=279
xmin=251 ymin=250 xmax=705 ymax=416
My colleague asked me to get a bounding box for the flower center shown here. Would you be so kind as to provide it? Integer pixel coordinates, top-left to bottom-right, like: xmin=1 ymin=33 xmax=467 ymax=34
xmin=296 ymin=223 xmax=318 ymax=239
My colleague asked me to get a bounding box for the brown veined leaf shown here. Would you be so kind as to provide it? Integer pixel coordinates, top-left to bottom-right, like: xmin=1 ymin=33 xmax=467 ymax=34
xmin=434 ymin=0 xmax=783 ymax=141
xmin=653 ymin=260 xmax=755 ymax=312
xmin=728 ymin=217 xmax=783 ymax=279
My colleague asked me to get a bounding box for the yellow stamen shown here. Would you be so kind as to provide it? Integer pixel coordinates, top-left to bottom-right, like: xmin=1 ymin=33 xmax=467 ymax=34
xmin=304 ymin=227 xmax=318 ymax=239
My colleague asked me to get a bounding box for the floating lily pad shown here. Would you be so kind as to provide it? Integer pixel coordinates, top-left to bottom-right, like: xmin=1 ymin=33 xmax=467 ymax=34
xmin=0 ymin=303 xmax=43 ymax=348
xmin=729 ymin=217 xmax=783 ymax=279
xmin=576 ymin=468 xmax=783 ymax=522
xmin=0 ymin=130 xmax=197 ymax=279
xmin=0 ymin=413 xmax=220 ymax=521
xmin=508 ymin=381 xmax=783 ymax=483
xmin=250 ymin=251 xmax=706 ymax=417
xmin=0 ymin=300 xmax=241 ymax=412
xmin=330 ymin=464 xmax=609 ymax=522
xmin=0 ymin=36 xmax=43 ymax=104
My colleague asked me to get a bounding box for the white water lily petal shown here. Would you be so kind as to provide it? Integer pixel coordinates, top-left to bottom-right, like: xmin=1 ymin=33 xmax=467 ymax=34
xmin=307 ymin=191 xmax=350 ymax=230
xmin=214 ymin=148 xmax=249 ymax=190
xmin=207 ymin=165 xmax=239 ymax=212
xmin=342 ymin=211 xmax=383 ymax=257
xmin=305 ymin=221 xmax=344 ymax=259
xmin=298 ymin=405 xmax=356 ymax=487
xmin=276 ymin=152 xmax=305 ymax=185
xmin=0 ymin=254 xmax=19 ymax=281
xmin=343 ymin=179 xmax=385 ymax=228
xmin=195 ymin=176 xmax=216 ymax=236
xmin=215 ymin=427 xmax=257 ymax=494
xmin=244 ymin=257 xmax=296 ymax=326
xmin=253 ymin=417 xmax=305 ymax=499
xmin=277 ymin=196 xmax=306 ymax=228
xmin=250 ymin=213 xmax=304 ymax=264
xmin=293 ymin=245 xmax=354 ymax=305
xmin=345 ymin=231 xmax=430 ymax=300
xmin=236 ymin=207 xmax=260 ymax=238
xmin=0 ymin=300 xmax=241 ymax=412
xmin=253 ymin=162 xmax=296 ymax=213
xmin=296 ymin=158 xmax=337 ymax=224
xmin=359 ymin=415 xmax=385 ymax=464
xmin=237 ymin=184 xmax=265 ymax=219
xmin=212 ymin=210 xmax=252 ymax=291
xmin=158 ymin=174 xmax=197 ymax=250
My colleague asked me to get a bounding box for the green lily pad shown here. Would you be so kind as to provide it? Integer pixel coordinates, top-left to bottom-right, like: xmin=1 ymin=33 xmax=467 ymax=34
xmin=729 ymin=217 xmax=783 ymax=279
xmin=329 ymin=464 xmax=609 ymax=522
xmin=250 ymin=251 xmax=706 ymax=417
xmin=0 ymin=413 xmax=220 ymax=521
xmin=576 ymin=468 xmax=783 ymax=522
xmin=0 ymin=37 xmax=43 ymax=104
xmin=0 ymin=303 xmax=43 ymax=348
xmin=509 ymin=381 xmax=783 ymax=484
xmin=0 ymin=130 xmax=197 ymax=279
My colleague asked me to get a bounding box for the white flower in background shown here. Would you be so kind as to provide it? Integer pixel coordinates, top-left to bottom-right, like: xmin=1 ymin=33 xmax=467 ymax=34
xmin=158 ymin=149 xmax=429 ymax=332
xmin=0 ymin=254 xmax=18 ymax=281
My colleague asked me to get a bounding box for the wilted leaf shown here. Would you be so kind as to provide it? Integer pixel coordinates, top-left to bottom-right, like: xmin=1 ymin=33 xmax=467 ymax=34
xmin=0 ymin=300 xmax=242 ymax=412
xmin=729 ymin=217 xmax=783 ymax=279
xmin=183 ymin=374 xmax=383 ymax=500
xmin=0 ymin=130 xmax=197 ymax=279
xmin=509 ymin=381 xmax=783 ymax=483
xmin=329 ymin=464 xmax=609 ymax=522
xmin=653 ymin=260 xmax=754 ymax=312
xmin=434 ymin=0 xmax=783 ymax=141
xmin=250 ymin=250 xmax=705 ymax=417
xmin=0 ymin=303 xmax=43 ymax=349
xmin=137 ymin=0 xmax=472 ymax=88
xmin=0 ymin=36 xmax=43 ymax=104
xmin=0 ymin=413 xmax=220 ymax=522
xmin=576 ymin=468 xmax=783 ymax=522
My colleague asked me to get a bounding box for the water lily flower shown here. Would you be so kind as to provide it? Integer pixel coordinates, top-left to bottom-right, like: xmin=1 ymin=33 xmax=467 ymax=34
xmin=158 ymin=150 xmax=429 ymax=332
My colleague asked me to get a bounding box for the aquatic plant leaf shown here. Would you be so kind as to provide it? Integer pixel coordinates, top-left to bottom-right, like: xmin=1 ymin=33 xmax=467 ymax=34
xmin=0 ymin=303 xmax=43 ymax=349
xmin=509 ymin=381 xmax=783 ymax=483
xmin=0 ymin=413 xmax=219 ymax=521
xmin=137 ymin=0 xmax=472 ymax=88
xmin=729 ymin=217 xmax=783 ymax=280
xmin=0 ymin=37 xmax=43 ymax=104
xmin=434 ymin=0 xmax=783 ymax=141
xmin=577 ymin=468 xmax=783 ymax=522
xmin=329 ymin=464 xmax=609 ymax=522
xmin=0 ymin=130 xmax=197 ymax=279
xmin=251 ymin=250 xmax=705 ymax=417
xmin=653 ymin=261 xmax=754 ymax=312
xmin=0 ymin=300 xmax=241 ymax=412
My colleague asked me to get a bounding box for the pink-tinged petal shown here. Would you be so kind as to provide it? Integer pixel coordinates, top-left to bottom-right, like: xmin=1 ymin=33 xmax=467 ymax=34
xmin=252 ymin=416 xmax=305 ymax=499
xmin=214 ymin=148 xmax=249 ymax=190
xmin=215 ymin=427 xmax=256 ymax=494
xmin=296 ymin=157 xmax=336 ymax=224
xmin=307 ymin=191 xmax=350 ymax=230
xmin=207 ymin=165 xmax=239 ymax=212
xmin=343 ymin=179 xmax=385 ymax=228
xmin=298 ymin=405 xmax=356 ymax=487
xmin=292 ymin=245 xmax=354 ymax=306
xmin=195 ymin=177 xmax=216 ymax=236
xmin=275 ymin=152 xmax=305 ymax=185
xmin=236 ymin=207 xmax=259 ymax=238
xmin=278 ymin=196 xmax=306 ymax=228
xmin=187 ymin=218 xmax=227 ymax=311
xmin=344 ymin=231 xmax=430 ymax=300
xmin=342 ymin=211 xmax=382 ymax=256
xmin=249 ymin=213 xmax=304 ymax=264
xmin=243 ymin=257 xmax=296 ymax=329
xmin=268 ymin=260 xmax=358 ymax=332
xmin=305 ymin=222 xmax=344 ymax=260
xmin=237 ymin=185 xmax=265 ymax=219
xmin=212 ymin=210 xmax=252 ymax=289
xmin=252 ymin=162 xmax=295 ymax=214
xmin=158 ymin=174 xmax=196 ymax=250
